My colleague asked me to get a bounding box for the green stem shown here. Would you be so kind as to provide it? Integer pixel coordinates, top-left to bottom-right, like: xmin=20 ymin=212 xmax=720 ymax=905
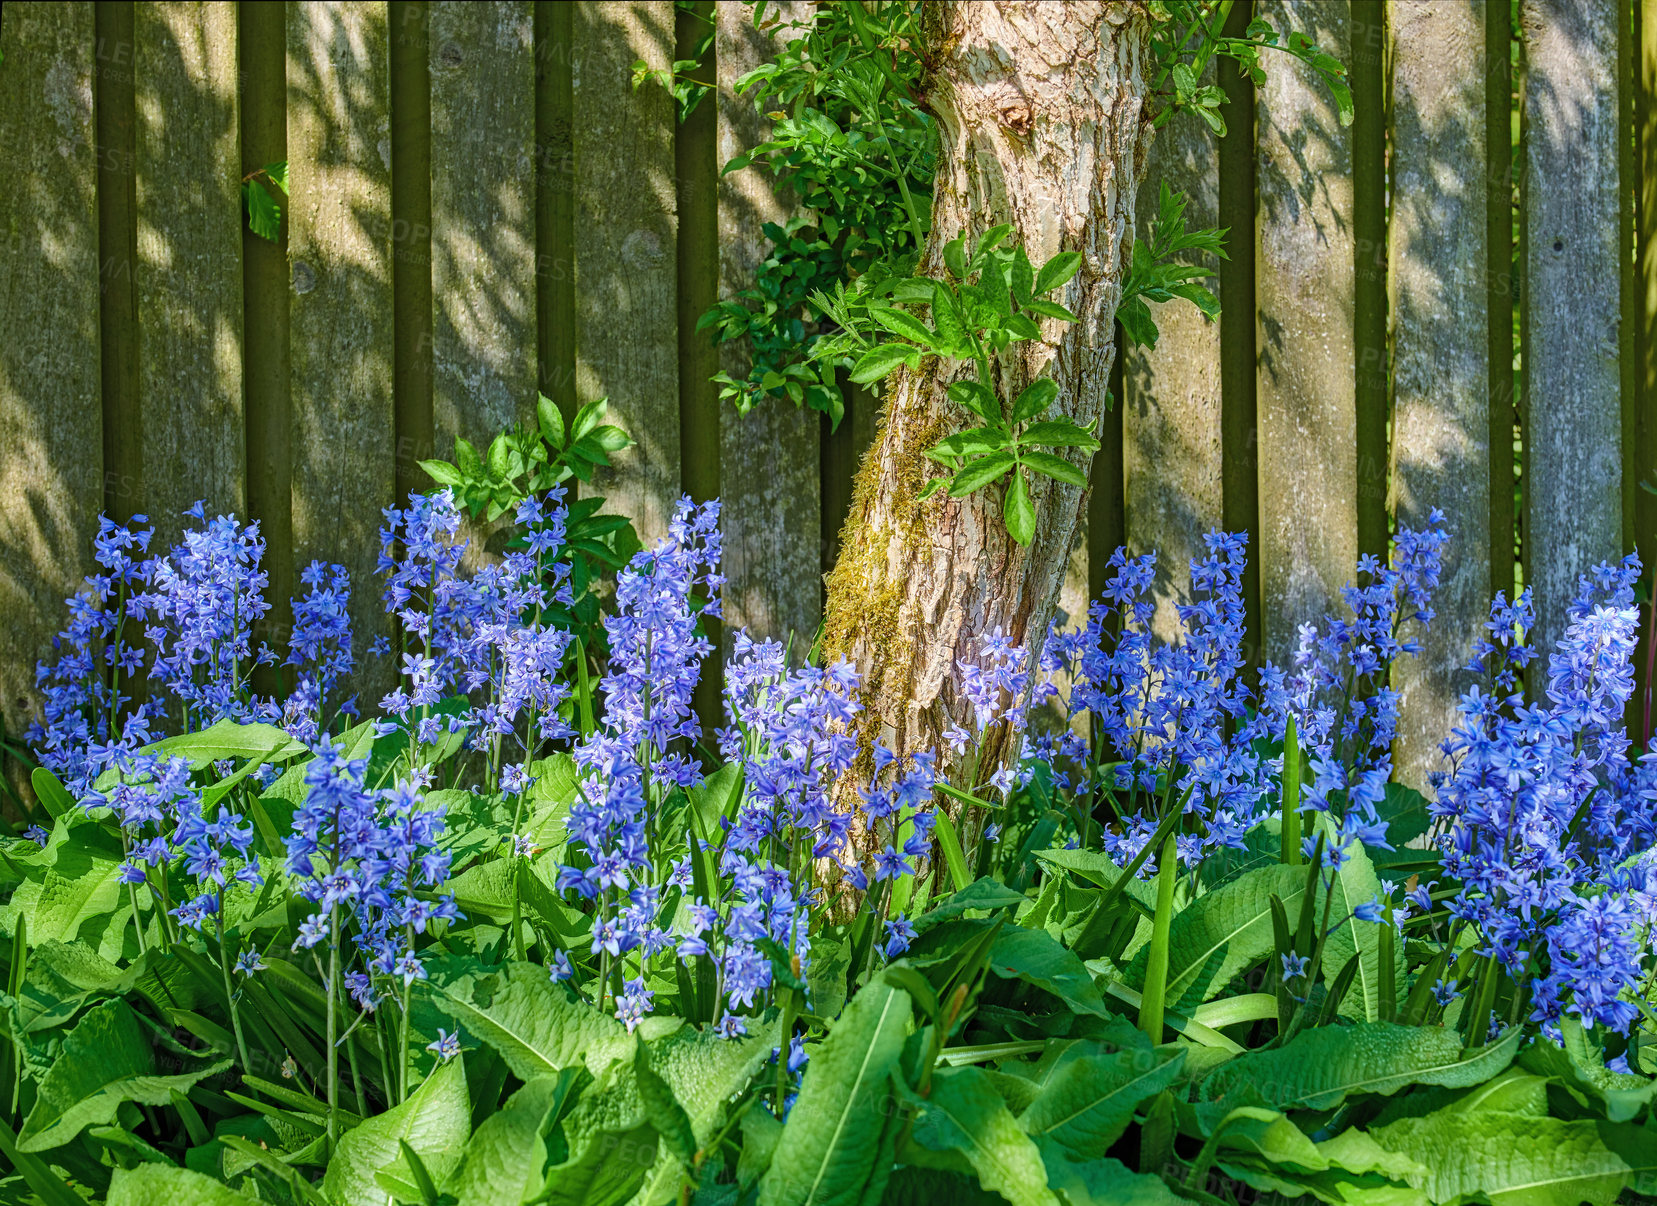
xmin=216 ymin=907 xmax=252 ymax=1074
xmin=1138 ymin=825 xmax=1181 ymax=1042
xmin=326 ymin=904 xmax=340 ymax=1154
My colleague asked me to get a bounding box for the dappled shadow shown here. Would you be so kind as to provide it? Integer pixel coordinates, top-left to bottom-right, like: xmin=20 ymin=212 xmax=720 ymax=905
xmin=0 ymin=5 xmax=117 ymax=777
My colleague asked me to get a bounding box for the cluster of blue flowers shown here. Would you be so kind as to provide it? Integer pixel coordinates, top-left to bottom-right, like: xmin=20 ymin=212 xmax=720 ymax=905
xmin=26 ymin=480 xmax=1657 ymax=1046
xmin=1431 ymin=555 xmax=1657 ymax=1033
xmin=286 ymin=739 xmax=459 ymax=1001
xmin=1040 ymin=528 xmax=1262 ymax=871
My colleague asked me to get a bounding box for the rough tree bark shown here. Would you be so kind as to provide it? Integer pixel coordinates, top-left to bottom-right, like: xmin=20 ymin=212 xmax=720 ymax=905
xmin=821 ymin=2 xmax=1152 ymax=777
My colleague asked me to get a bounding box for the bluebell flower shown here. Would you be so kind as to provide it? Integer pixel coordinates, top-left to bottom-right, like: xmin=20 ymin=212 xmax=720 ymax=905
xmin=427 ymin=1028 xmax=461 ymax=1062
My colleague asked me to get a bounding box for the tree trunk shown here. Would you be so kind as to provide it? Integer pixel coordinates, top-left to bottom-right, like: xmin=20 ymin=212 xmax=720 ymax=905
xmin=822 ymin=2 xmax=1152 ymax=778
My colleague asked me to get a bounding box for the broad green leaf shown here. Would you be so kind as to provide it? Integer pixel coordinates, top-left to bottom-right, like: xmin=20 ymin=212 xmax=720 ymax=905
xmin=1034 ymin=251 xmax=1082 ymax=294
xmin=916 ymin=878 xmax=1028 ymax=932
xmin=949 ymin=451 xmax=1016 ymax=497
xmin=1038 ymin=1145 xmax=1184 ymax=1205
xmin=1003 ymin=469 xmax=1036 ymax=545
xmin=109 ymin=1163 xmax=261 ymax=1205
xmin=633 ymin=1022 xmax=777 ymax=1205
xmin=986 ymin=925 xmax=1109 ymax=1017
xmin=1518 ymin=1016 xmax=1657 ymax=1123
xmin=1010 ymin=378 xmax=1058 ymax=424
xmin=1200 ymin=1106 xmax=1326 ymax=1172
xmin=1124 ymin=864 xmax=1305 ymax=1011
xmin=445 ymin=1074 xmax=578 ymax=1206
xmin=19 ymin=998 xmax=231 ymax=1152
xmin=426 ymin=960 xmax=635 ymax=1082
xmin=537 ymin=1058 xmax=659 ymax=1206
xmin=243 ymin=179 xmax=281 ymax=241
xmin=1315 ymin=818 xmax=1398 ymax=1021
xmin=867 ymin=304 xmax=936 ymax=348
xmin=849 ymin=343 xmax=916 ymax=385
xmin=1019 ymin=1046 xmax=1185 ymax=1161
xmin=326 ymin=1057 xmax=469 ymax=1206
xmin=1020 ymin=451 xmax=1087 ymax=489
xmin=419 ymin=458 xmax=463 ymax=487
xmin=945 ymin=379 xmax=1003 ymax=426
xmin=156 ymin=719 xmax=307 ymax=769
xmin=758 ymin=979 xmax=912 ymax=1206
xmin=29 ymin=768 xmax=72 ymax=819
xmin=1022 ymin=299 xmax=1080 ymax=324
xmin=1020 ymin=419 xmax=1098 ymax=450
xmin=538 ymin=392 xmax=567 ymax=447
xmin=900 ymin=1065 xmax=1059 ymax=1206
xmin=1366 ymin=1107 xmax=1657 ymax=1206
xmin=1199 ymin=1021 xmax=1522 ymax=1113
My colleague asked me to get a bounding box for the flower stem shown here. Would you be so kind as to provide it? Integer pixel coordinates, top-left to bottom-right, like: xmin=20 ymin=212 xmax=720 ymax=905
xmin=1138 ymin=825 xmax=1181 ymax=1043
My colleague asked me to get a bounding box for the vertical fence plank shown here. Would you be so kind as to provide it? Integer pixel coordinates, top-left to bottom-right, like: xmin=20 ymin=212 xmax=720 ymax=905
xmin=135 ymin=2 xmax=244 ymax=542
xmin=1254 ymin=0 xmax=1356 ymax=664
xmin=1124 ymin=100 xmax=1223 ymax=641
xmin=0 ymin=3 xmax=102 ymax=758
xmin=288 ymin=1 xmax=397 ymax=695
xmin=572 ymin=1 xmax=680 ymax=546
xmin=429 ymin=1 xmax=537 ymax=459
xmin=1389 ymin=0 xmax=1491 ymax=790
xmin=716 ymin=1 xmax=820 ymax=648
xmin=1520 ymin=0 xmax=1626 ymax=660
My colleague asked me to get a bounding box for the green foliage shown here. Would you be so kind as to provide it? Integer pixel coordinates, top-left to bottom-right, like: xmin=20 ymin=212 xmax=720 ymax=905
xmin=240 ymin=161 xmax=287 ymax=243
xmin=417 ymin=396 xmax=643 ymax=663
xmin=810 ymin=224 xmax=1098 ymax=545
xmin=1147 ymin=1 xmax=1353 ymax=134
xmin=1115 ymin=183 xmax=1228 ymax=350
xmin=695 ymin=1 xmax=933 ymax=426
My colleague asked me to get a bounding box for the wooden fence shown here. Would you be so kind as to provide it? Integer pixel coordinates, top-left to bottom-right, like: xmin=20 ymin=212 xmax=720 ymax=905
xmin=0 ymin=0 xmax=1653 ymax=792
